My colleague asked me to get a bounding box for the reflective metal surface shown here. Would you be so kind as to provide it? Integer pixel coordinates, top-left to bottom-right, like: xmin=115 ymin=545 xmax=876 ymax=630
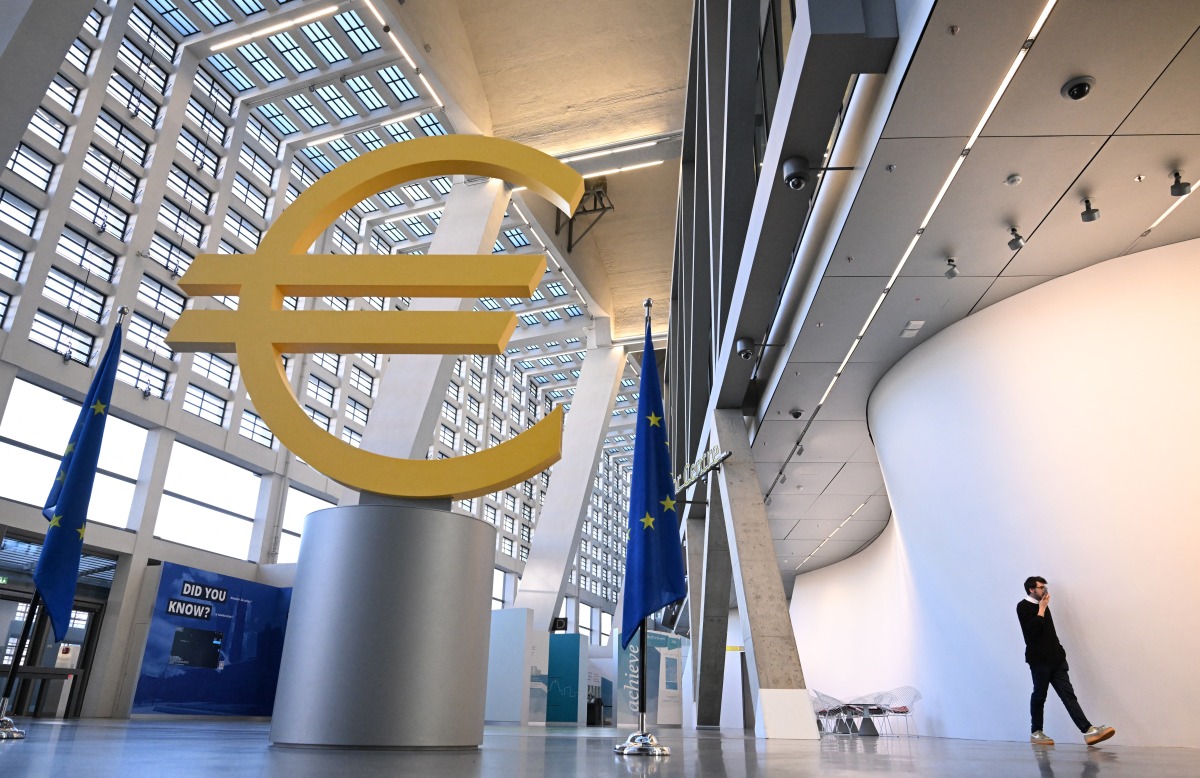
xmin=270 ymin=504 xmax=495 ymax=748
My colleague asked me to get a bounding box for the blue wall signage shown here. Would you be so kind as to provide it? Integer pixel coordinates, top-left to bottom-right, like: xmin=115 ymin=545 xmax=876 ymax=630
xmin=132 ymin=562 xmax=291 ymax=716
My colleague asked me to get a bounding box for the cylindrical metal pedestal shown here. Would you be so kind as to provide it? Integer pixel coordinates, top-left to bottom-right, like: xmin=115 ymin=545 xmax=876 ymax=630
xmin=270 ymin=503 xmax=496 ymax=748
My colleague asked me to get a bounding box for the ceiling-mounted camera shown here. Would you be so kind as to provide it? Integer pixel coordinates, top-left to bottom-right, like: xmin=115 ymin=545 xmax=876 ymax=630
xmin=1060 ymin=75 xmax=1095 ymax=101
xmin=781 ymin=156 xmax=810 ymax=191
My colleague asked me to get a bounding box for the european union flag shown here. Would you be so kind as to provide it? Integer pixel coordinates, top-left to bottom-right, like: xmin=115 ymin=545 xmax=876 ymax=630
xmin=620 ymin=318 xmax=687 ymax=649
xmin=34 ymin=324 xmax=123 ymax=642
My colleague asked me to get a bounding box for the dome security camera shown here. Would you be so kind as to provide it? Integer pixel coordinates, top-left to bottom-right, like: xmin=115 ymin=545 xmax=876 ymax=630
xmin=735 ymin=337 xmax=755 ymax=360
xmin=781 ymin=156 xmax=810 ymax=191
xmin=1061 ymin=76 xmax=1095 ymax=101
xmin=789 ymin=409 xmax=803 ymax=419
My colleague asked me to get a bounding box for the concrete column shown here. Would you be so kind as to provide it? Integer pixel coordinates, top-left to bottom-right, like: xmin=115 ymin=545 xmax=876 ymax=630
xmin=711 ymin=409 xmax=818 ymax=739
xmin=694 ymin=474 xmax=732 ymax=727
xmin=81 ymin=427 xmax=175 ymax=717
xmin=344 ymin=178 xmax=510 ymax=505
xmin=0 ymin=0 xmax=93 ymax=163
xmin=248 ymin=471 xmax=287 ymax=565
xmin=684 ymin=511 xmax=705 ymax=693
xmin=512 ymin=339 xmax=625 ymax=629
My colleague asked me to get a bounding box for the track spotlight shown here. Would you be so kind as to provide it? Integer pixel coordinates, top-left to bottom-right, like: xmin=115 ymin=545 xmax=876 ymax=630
xmin=778 ymin=473 xmax=787 ymax=484
xmin=764 ymin=495 xmax=772 ymax=506
xmin=944 ymin=257 xmax=959 ymax=279
xmin=1007 ymin=227 xmax=1025 ymax=251
xmin=1171 ymin=171 xmax=1192 ymax=197
xmin=1080 ymin=198 xmax=1100 ymax=223
xmin=735 ymin=336 xmax=755 ymax=360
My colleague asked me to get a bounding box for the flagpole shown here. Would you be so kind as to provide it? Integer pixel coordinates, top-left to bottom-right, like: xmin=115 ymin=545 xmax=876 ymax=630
xmin=615 ymin=298 xmax=671 ymax=757
xmin=0 ymin=305 xmax=130 ymax=741
xmin=0 ymin=592 xmax=42 ymax=738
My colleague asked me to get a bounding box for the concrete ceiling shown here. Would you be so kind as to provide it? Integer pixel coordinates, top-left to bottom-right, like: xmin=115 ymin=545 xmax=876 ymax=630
xmin=750 ymin=0 xmax=1200 ymax=583
xmin=453 ymin=0 xmax=692 ymax=339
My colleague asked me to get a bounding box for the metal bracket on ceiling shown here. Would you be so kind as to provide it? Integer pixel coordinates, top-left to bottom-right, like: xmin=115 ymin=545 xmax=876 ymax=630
xmin=555 ymin=177 xmax=613 ymax=253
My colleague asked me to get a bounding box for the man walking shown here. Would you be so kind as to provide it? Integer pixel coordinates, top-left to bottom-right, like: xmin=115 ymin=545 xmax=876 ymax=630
xmin=1017 ymin=576 xmax=1115 ymax=746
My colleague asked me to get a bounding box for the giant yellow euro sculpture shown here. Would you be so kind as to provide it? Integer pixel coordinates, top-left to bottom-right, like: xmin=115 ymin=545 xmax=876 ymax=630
xmin=165 ymin=135 xmax=584 ymax=499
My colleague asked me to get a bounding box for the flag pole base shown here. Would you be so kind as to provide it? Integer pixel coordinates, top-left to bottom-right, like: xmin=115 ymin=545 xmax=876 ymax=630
xmin=0 ymin=715 xmax=26 ymax=740
xmin=613 ymin=730 xmax=670 ymax=756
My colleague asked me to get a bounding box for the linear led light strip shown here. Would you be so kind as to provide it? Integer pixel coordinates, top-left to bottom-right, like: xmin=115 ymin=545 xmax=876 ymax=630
xmin=795 ymin=501 xmax=867 ymax=571
xmin=814 ymin=0 xmax=1058 ymax=412
xmin=210 ymin=5 xmax=339 ymax=52
xmin=561 ymin=140 xmax=659 ymax=163
xmin=361 ymin=0 xmax=445 ymax=107
xmin=1147 ymin=190 xmax=1192 ymax=232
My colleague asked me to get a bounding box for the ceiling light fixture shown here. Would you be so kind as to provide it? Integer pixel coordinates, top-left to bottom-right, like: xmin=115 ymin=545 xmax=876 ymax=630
xmin=582 ymin=160 xmax=664 ymax=179
xmin=1080 ymin=198 xmax=1100 ymax=223
xmin=1007 ymin=227 xmax=1025 ymax=251
xmin=210 ymin=5 xmax=338 ymax=52
xmin=1170 ymin=171 xmax=1192 ymax=197
xmin=944 ymin=257 xmax=959 ymax=279
xmin=561 ymin=140 xmax=659 ymax=163
xmin=799 ymin=0 xmax=1058 ymax=455
xmin=417 ymin=73 xmax=445 ymax=109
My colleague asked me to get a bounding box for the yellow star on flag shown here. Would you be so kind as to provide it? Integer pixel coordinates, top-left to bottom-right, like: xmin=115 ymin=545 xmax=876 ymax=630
xmin=48 ymin=514 xmax=63 ymax=529
xmin=90 ymin=399 xmax=107 ymax=415
xmin=56 ymin=470 xmax=65 ymax=483
xmin=660 ymin=495 xmax=676 ymax=512
xmin=640 ymin=512 xmax=655 ymax=529
xmin=77 ymin=523 xmax=86 ymax=540
xmin=646 ymin=412 xmax=661 ymax=427
xmin=65 ymin=442 xmax=75 ymax=454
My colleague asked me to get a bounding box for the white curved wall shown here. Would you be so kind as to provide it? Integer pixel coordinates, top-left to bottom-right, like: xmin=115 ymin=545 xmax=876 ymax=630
xmin=790 ymin=239 xmax=1200 ymax=748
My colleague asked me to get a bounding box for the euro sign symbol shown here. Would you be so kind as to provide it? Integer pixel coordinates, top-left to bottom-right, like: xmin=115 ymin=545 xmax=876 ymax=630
xmin=165 ymin=136 xmax=584 ymax=499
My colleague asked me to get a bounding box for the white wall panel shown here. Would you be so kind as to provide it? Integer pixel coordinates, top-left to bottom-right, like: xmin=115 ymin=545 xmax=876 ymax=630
xmin=790 ymin=239 xmax=1200 ymax=747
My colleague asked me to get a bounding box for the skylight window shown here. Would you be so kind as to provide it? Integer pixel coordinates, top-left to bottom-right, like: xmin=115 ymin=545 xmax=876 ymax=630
xmin=480 ymin=298 xmax=501 ymax=310
xmin=346 ymin=76 xmax=387 ymax=110
xmin=430 ymin=176 xmax=453 ymax=195
xmin=301 ymin=21 xmax=348 ymax=64
xmin=377 ymin=190 xmax=403 ymax=208
xmin=208 ymin=53 xmax=254 ymax=91
xmin=383 ymin=121 xmax=414 ymax=143
xmin=378 ymin=66 xmax=418 ymax=101
xmin=269 ymin=32 xmax=316 ymax=73
xmin=356 ymin=130 xmax=385 ymax=151
xmin=285 ymin=94 xmax=327 ymax=128
xmin=334 ymin=11 xmax=380 ymax=53
xmin=147 ymin=0 xmax=199 ymax=36
xmin=315 ymin=85 xmax=357 ymax=119
xmin=190 ymin=0 xmax=232 ymax=27
xmin=329 ymin=138 xmax=358 ymax=162
xmin=402 ymin=216 xmax=431 ymax=237
xmin=238 ymin=42 xmax=284 ymax=83
xmin=230 ymin=0 xmax=265 ymax=15
xmin=300 ymin=147 xmax=335 ymax=173
xmin=257 ymin=103 xmax=298 ymax=135
xmin=415 ymin=113 xmax=447 ymax=136
xmin=401 ymin=183 xmax=430 ymax=201
xmin=547 ymin=281 xmax=567 ymax=297
xmin=378 ymin=223 xmax=404 ymax=242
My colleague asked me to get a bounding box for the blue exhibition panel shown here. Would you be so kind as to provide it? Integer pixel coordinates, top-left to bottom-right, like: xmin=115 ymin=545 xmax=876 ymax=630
xmin=132 ymin=562 xmax=292 ymax=716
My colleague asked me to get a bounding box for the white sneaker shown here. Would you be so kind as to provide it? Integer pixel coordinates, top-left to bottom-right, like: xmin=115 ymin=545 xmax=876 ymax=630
xmin=1030 ymin=730 xmax=1054 ymax=745
xmin=1084 ymin=725 xmax=1115 ymax=745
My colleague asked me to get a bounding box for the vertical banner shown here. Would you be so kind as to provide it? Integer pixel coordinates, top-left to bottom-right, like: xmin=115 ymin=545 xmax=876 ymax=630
xmin=616 ymin=629 xmax=683 ymax=727
xmin=132 ymin=562 xmax=291 ymax=716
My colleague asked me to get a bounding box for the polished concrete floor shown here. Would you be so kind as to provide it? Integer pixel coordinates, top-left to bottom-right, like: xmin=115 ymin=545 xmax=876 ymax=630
xmin=1 ymin=720 xmax=1197 ymax=777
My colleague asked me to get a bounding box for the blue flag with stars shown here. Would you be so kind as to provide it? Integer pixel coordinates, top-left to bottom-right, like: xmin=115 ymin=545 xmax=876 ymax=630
xmin=620 ymin=317 xmax=687 ymax=649
xmin=34 ymin=324 xmax=123 ymax=642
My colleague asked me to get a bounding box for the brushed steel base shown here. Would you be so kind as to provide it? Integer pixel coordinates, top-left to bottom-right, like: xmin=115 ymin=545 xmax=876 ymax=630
xmin=613 ymin=730 xmax=670 ymax=756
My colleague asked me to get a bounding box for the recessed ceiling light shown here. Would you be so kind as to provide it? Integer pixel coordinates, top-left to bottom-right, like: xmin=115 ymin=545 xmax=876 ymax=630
xmin=1005 ymin=174 xmax=1023 ymax=186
